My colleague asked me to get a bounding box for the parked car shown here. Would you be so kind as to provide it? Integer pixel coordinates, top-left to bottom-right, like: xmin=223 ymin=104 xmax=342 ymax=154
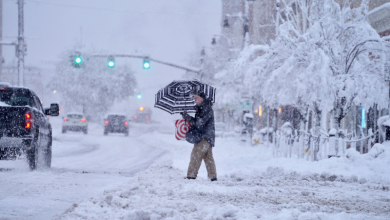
xmin=0 ymin=83 xmax=59 ymax=170
xmin=62 ymin=112 xmax=88 ymax=134
xmin=104 ymin=114 xmax=129 ymax=136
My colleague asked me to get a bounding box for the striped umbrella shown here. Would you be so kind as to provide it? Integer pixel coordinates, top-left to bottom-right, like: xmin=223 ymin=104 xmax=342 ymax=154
xmin=154 ymin=80 xmax=216 ymax=114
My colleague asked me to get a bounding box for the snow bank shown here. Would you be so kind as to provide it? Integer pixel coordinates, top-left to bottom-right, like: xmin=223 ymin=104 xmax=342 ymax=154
xmin=57 ymin=160 xmax=390 ymax=220
xmin=57 ymin=133 xmax=390 ymax=219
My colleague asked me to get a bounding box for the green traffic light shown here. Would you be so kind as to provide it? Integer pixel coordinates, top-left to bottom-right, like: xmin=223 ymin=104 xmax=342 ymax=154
xmin=143 ymin=58 xmax=150 ymax=69
xmin=137 ymin=94 xmax=142 ymax=99
xmin=107 ymin=56 xmax=115 ymax=68
xmin=108 ymin=61 xmax=115 ymax=68
xmin=75 ymin=57 xmax=82 ymax=64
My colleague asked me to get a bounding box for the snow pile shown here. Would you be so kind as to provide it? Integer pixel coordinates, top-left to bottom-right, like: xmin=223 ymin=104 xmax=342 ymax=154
xmin=56 ymin=133 xmax=390 ymax=219
xmin=57 ymin=161 xmax=390 ymax=220
xmin=346 ymin=143 xmax=390 ymax=183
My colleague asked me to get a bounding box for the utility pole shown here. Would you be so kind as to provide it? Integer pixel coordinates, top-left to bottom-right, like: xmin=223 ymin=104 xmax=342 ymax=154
xmin=275 ymin=0 xmax=280 ymax=37
xmin=17 ymin=0 xmax=24 ymax=86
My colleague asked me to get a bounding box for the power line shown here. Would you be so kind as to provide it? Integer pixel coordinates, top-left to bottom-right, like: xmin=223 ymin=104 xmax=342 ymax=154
xmin=13 ymin=0 xmax=219 ymax=16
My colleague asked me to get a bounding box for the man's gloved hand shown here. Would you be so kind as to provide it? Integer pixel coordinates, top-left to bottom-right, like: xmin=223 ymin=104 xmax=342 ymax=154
xmin=180 ymin=112 xmax=192 ymax=121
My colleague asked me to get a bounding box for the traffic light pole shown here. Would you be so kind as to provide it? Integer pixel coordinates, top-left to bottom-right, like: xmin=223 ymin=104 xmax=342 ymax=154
xmin=91 ymin=54 xmax=200 ymax=74
xmin=17 ymin=0 xmax=24 ymax=86
xmin=0 ymin=0 xmax=2 ymax=81
xmin=0 ymin=0 xmax=25 ymax=85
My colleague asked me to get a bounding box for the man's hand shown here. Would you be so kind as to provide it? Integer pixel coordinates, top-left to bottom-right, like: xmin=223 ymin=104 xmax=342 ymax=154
xmin=181 ymin=112 xmax=192 ymax=121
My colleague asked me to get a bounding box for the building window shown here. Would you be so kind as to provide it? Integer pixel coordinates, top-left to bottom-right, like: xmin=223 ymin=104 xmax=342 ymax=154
xmin=382 ymin=108 xmax=389 ymax=116
xmin=223 ymin=19 xmax=230 ymax=28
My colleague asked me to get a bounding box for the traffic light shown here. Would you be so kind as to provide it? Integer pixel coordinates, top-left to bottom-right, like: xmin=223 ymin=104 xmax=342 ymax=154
xmin=107 ymin=56 xmax=115 ymax=68
xmin=143 ymin=57 xmax=150 ymax=69
xmin=75 ymin=56 xmax=82 ymax=65
xmin=71 ymin=51 xmax=83 ymax=68
xmin=137 ymin=94 xmax=142 ymax=99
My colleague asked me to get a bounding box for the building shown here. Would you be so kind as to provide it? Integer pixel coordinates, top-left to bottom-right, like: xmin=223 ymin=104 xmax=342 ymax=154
xmin=367 ymin=2 xmax=390 ymax=39
xmin=221 ymin=0 xmax=390 ymax=48
xmin=221 ymin=0 xmax=246 ymax=50
xmin=221 ymin=0 xmax=278 ymax=50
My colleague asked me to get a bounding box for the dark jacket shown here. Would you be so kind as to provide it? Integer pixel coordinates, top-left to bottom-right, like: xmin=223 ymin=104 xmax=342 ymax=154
xmin=184 ymin=99 xmax=215 ymax=147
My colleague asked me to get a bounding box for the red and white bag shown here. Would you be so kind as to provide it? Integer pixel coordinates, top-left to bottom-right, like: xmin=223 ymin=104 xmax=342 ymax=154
xmin=175 ymin=119 xmax=191 ymax=141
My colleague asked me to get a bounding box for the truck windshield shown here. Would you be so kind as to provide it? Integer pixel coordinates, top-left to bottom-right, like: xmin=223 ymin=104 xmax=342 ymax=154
xmin=0 ymin=90 xmax=34 ymax=107
xmin=108 ymin=115 xmax=126 ymax=121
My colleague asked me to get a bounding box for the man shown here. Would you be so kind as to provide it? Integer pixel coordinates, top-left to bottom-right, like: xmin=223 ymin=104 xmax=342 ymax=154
xmin=182 ymin=90 xmax=217 ymax=181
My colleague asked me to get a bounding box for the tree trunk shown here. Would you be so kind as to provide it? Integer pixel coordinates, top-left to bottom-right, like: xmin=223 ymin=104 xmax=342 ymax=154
xmin=334 ymin=116 xmax=342 ymax=156
xmin=313 ymin=103 xmax=321 ymax=161
xmin=299 ymin=119 xmax=305 ymax=158
xmin=373 ymin=103 xmax=378 ymax=144
xmin=273 ymin=109 xmax=278 ymax=156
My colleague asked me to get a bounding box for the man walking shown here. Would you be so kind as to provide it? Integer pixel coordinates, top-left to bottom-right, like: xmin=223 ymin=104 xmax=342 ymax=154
xmin=182 ymin=90 xmax=217 ymax=181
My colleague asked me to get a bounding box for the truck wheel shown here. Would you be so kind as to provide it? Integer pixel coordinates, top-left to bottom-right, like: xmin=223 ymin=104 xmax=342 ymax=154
xmin=125 ymin=130 xmax=129 ymax=136
xmin=27 ymin=141 xmax=38 ymax=170
xmin=83 ymin=128 xmax=88 ymax=134
xmin=62 ymin=127 xmax=66 ymax=133
xmin=104 ymin=129 xmax=108 ymax=135
xmin=42 ymin=142 xmax=52 ymax=168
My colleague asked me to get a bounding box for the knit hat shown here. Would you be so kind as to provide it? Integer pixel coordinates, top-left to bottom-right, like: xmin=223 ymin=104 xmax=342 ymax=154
xmin=193 ymin=90 xmax=207 ymax=99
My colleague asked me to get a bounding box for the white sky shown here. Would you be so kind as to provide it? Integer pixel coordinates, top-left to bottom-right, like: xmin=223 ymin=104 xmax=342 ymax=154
xmin=2 ymin=0 xmax=221 ymax=122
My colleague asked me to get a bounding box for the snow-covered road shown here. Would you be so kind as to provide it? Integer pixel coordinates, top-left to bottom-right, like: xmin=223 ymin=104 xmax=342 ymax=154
xmin=1 ymin=118 xmax=390 ymax=219
xmin=0 ymin=118 xmax=166 ymax=220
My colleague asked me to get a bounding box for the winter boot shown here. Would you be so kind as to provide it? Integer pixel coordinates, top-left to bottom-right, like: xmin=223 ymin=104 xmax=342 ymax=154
xmin=184 ymin=177 xmax=196 ymax=180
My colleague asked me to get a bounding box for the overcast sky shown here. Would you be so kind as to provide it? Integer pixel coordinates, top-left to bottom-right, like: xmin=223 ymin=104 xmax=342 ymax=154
xmin=3 ymin=0 xmax=221 ymax=122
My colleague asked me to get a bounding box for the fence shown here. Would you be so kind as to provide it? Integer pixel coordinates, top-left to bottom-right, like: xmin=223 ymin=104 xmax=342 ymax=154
xmin=267 ymin=129 xmax=377 ymax=161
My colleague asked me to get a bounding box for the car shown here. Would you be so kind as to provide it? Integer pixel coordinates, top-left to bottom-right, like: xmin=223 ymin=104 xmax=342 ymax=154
xmin=104 ymin=114 xmax=129 ymax=136
xmin=0 ymin=83 xmax=59 ymax=170
xmin=62 ymin=112 xmax=88 ymax=134
xmin=133 ymin=107 xmax=152 ymax=123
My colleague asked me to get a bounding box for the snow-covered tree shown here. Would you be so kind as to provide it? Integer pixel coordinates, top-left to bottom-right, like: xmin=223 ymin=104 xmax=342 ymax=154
xmin=318 ymin=0 xmax=389 ymax=130
xmin=212 ymin=0 xmax=390 ymax=159
xmin=51 ymin=49 xmax=137 ymax=120
xmin=228 ymin=0 xmax=389 ymax=131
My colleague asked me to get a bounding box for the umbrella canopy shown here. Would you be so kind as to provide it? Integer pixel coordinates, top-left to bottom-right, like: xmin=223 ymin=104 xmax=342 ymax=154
xmin=154 ymin=80 xmax=216 ymax=114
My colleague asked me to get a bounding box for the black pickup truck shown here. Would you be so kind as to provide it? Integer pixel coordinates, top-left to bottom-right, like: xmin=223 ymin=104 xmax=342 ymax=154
xmin=0 ymin=83 xmax=59 ymax=170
